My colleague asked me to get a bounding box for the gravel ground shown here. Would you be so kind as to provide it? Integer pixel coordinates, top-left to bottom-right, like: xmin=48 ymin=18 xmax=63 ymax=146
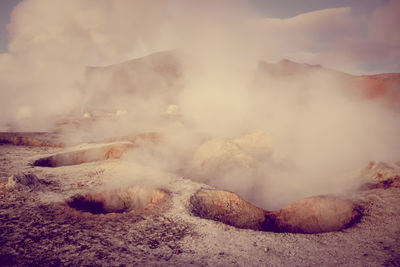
xmin=1 ymin=143 xmax=400 ymax=266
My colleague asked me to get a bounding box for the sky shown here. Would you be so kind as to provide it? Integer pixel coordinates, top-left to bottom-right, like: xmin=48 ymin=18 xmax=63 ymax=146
xmin=251 ymin=0 xmax=388 ymax=18
xmin=0 ymin=0 xmax=391 ymax=56
xmin=0 ymin=0 xmax=21 ymax=52
xmin=0 ymin=0 xmax=398 ymax=75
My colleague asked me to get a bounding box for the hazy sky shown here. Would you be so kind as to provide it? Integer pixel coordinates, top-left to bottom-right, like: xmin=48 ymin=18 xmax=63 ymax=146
xmin=0 ymin=0 xmax=398 ymax=75
xmin=0 ymin=0 xmax=389 ymax=53
xmin=251 ymin=0 xmax=388 ymax=17
xmin=0 ymin=0 xmax=22 ymax=52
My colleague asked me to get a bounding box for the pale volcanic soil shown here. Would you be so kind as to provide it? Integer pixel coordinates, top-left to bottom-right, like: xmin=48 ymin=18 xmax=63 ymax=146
xmin=1 ymin=134 xmax=400 ymax=266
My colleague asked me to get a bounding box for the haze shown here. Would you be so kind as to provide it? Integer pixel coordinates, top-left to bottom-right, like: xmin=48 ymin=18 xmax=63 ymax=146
xmin=0 ymin=0 xmax=399 ymax=209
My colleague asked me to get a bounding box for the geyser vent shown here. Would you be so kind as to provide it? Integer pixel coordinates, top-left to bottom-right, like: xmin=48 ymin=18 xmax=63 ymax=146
xmin=67 ymin=186 xmax=167 ymax=214
xmin=190 ymin=189 xmax=362 ymax=234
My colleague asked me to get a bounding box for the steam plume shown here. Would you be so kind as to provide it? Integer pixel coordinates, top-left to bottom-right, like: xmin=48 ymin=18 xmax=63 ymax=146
xmin=1 ymin=0 xmax=399 ymax=209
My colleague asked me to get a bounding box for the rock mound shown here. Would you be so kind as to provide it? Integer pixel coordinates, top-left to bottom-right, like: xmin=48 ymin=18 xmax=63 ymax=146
xmin=190 ymin=139 xmax=258 ymax=181
xmin=360 ymin=161 xmax=400 ymax=189
xmin=190 ymin=189 xmax=266 ymax=230
xmin=232 ymin=130 xmax=271 ymax=158
xmin=67 ymin=186 xmax=168 ymax=214
xmin=188 ymin=130 xmax=271 ymax=184
xmin=190 ymin=189 xmax=361 ymax=234
xmin=264 ymin=196 xmax=362 ymax=234
xmin=33 ymin=142 xmax=133 ymax=167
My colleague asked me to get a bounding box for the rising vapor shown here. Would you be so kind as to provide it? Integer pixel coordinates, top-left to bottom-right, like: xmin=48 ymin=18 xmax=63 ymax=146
xmin=0 ymin=0 xmax=399 ymax=209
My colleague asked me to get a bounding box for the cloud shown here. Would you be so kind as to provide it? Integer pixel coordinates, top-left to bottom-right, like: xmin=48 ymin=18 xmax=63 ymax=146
xmin=7 ymin=0 xmax=171 ymax=64
xmin=0 ymin=0 xmax=174 ymax=131
xmin=368 ymin=0 xmax=400 ymax=47
xmin=250 ymin=1 xmax=400 ymax=74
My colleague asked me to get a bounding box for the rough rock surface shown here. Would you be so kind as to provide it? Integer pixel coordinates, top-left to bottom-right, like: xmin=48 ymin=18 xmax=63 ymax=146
xmin=189 ymin=139 xmax=258 ymax=181
xmin=190 ymin=189 xmax=265 ymax=230
xmin=232 ymin=130 xmax=271 ymax=158
xmin=33 ymin=142 xmax=133 ymax=167
xmin=360 ymin=161 xmax=400 ymax=189
xmin=188 ymin=131 xmax=273 ymax=185
xmin=190 ymin=189 xmax=361 ymax=234
xmin=264 ymin=196 xmax=362 ymax=233
xmin=68 ymin=187 xmax=168 ymax=214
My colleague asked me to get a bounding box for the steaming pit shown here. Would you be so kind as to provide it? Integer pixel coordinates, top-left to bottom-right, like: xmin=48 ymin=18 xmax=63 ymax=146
xmin=190 ymin=189 xmax=362 ymax=233
xmin=67 ymin=186 xmax=168 ymax=214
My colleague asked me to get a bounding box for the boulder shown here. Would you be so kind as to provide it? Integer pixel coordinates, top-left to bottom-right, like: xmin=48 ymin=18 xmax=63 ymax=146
xmin=188 ymin=130 xmax=273 ymax=184
xmin=190 ymin=189 xmax=266 ymax=230
xmin=232 ymin=130 xmax=271 ymax=159
xmin=264 ymin=195 xmax=361 ymax=233
xmin=190 ymin=189 xmax=362 ymax=233
xmin=189 ymin=139 xmax=258 ymax=183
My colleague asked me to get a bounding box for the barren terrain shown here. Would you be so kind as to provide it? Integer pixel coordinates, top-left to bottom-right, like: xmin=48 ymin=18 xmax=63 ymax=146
xmin=1 ymin=131 xmax=400 ymax=266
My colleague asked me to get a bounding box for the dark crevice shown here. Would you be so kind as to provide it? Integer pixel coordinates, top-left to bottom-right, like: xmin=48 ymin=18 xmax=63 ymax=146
xmin=67 ymin=196 xmax=109 ymax=214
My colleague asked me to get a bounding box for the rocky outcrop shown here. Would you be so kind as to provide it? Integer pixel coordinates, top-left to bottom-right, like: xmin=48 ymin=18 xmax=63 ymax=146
xmin=190 ymin=189 xmax=361 ymax=234
xmin=188 ymin=130 xmax=272 ymax=183
xmin=67 ymin=187 xmax=168 ymax=214
xmin=33 ymin=142 xmax=133 ymax=167
xmin=360 ymin=161 xmax=400 ymax=189
xmin=190 ymin=189 xmax=266 ymax=230
xmin=189 ymin=139 xmax=258 ymax=182
xmin=264 ymin=196 xmax=362 ymax=234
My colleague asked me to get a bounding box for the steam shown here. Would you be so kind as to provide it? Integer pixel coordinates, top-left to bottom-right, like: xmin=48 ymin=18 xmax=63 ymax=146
xmin=1 ymin=0 xmax=400 ymax=209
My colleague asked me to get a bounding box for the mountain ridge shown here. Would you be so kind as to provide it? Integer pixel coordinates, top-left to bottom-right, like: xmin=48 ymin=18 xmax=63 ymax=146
xmin=85 ymin=50 xmax=400 ymax=108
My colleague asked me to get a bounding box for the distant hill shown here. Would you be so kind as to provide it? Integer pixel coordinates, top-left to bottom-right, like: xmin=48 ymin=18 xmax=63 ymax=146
xmin=351 ymin=73 xmax=400 ymax=108
xmin=258 ymin=59 xmax=351 ymax=78
xmin=258 ymin=58 xmax=400 ymax=108
xmin=84 ymin=50 xmax=183 ymax=107
xmin=84 ymin=51 xmax=400 ymax=109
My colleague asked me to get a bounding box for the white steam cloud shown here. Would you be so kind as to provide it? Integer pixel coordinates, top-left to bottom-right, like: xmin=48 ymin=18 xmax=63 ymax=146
xmin=0 ymin=0 xmax=399 ymax=209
